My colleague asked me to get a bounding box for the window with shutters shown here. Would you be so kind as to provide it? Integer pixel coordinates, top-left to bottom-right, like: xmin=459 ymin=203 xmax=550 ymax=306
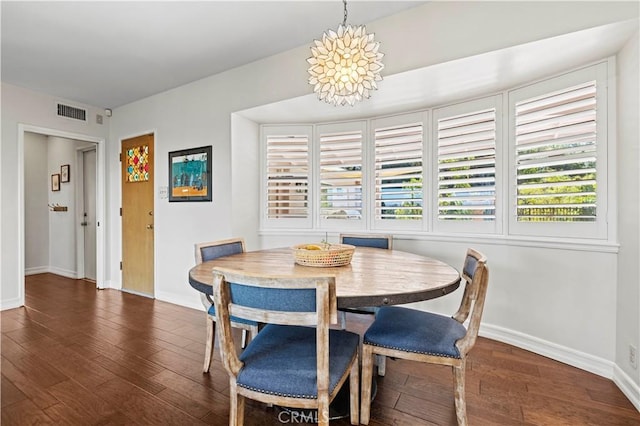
xmin=372 ymin=113 xmax=424 ymax=229
xmin=317 ymin=122 xmax=364 ymax=227
xmin=508 ymin=62 xmax=608 ymax=239
xmin=260 ymin=61 xmax=611 ymax=242
xmin=434 ymin=96 xmax=499 ymax=233
xmin=262 ymin=126 xmax=312 ymax=228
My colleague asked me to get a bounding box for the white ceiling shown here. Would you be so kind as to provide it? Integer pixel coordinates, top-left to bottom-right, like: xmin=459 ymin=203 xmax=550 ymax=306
xmin=1 ymin=0 xmax=424 ymax=109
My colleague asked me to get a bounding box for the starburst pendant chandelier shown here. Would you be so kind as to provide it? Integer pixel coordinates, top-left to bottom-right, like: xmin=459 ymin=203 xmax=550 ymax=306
xmin=307 ymin=0 xmax=384 ymax=106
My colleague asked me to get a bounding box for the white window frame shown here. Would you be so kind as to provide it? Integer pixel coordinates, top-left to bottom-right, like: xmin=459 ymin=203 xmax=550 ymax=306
xmin=315 ymin=121 xmax=367 ymax=231
xmin=432 ymin=95 xmax=502 ymax=235
xmin=507 ymin=62 xmax=609 ymax=240
xmin=371 ymin=111 xmax=428 ymax=232
xmin=261 ymin=125 xmax=313 ymax=229
xmin=258 ymin=60 xmax=614 ymax=247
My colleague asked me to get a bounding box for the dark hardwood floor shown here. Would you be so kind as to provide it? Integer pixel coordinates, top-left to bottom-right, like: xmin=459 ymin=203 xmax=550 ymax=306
xmin=2 ymin=273 xmax=639 ymax=425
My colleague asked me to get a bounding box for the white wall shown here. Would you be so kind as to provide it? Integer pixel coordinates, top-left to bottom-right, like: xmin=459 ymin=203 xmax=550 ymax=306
xmin=47 ymin=137 xmax=81 ymax=277
xmin=24 ymin=132 xmax=49 ymax=273
xmin=616 ymin=30 xmax=640 ymax=399
xmin=230 ymin=114 xmax=260 ymax=249
xmin=1 ymin=83 xmax=108 ymax=309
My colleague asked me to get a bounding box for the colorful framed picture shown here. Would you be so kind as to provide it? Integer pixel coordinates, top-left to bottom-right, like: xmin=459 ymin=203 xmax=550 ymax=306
xmin=168 ymin=145 xmax=212 ymax=202
xmin=51 ymin=174 xmax=60 ymax=191
xmin=61 ymin=164 xmax=70 ymax=183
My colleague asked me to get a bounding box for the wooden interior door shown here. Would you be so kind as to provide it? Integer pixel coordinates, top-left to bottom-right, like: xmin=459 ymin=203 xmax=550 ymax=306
xmin=121 ymin=134 xmax=154 ymax=296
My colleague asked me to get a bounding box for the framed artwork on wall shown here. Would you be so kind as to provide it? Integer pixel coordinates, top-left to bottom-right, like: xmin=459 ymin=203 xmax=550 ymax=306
xmin=168 ymin=145 xmax=212 ymax=202
xmin=61 ymin=164 xmax=70 ymax=183
xmin=51 ymin=174 xmax=60 ymax=191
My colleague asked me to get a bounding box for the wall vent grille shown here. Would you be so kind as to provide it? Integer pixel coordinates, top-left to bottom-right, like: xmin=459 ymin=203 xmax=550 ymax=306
xmin=57 ymin=103 xmax=87 ymax=122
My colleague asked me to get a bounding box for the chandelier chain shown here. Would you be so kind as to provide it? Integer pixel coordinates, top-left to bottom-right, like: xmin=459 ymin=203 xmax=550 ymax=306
xmin=342 ymin=0 xmax=348 ymax=26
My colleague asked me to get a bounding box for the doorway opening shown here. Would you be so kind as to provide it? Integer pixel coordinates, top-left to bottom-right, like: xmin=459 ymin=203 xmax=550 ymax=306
xmin=19 ymin=124 xmax=106 ymax=306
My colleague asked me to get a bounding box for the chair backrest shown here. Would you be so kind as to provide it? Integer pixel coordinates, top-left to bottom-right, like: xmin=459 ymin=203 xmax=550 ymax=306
xmin=452 ymin=248 xmax=489 ymax=356
xmin=211 ymin=267 xmax=336 ymax=390
xmin=339 ymin=233 xmax=392 ymax=250
xmin=194 ymin=238 xmax=245 ymax=265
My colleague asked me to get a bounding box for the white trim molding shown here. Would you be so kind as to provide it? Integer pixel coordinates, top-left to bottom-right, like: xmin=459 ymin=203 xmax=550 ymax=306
xmin=480 ymin=323 xmax=614 ymax=379
xmin=613 ymin=365 xmax=640 ymax=412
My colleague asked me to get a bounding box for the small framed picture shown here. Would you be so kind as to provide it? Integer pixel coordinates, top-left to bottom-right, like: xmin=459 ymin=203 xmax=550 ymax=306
xmin=61 ymin=164 xmax=70 ymax=183
xmin=51 ymin=174 xmax=60 ymax=191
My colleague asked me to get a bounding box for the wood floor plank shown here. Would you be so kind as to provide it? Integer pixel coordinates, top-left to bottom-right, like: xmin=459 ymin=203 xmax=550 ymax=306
xmin=1 ymin=273 xmax=638 ymax=426
xmin=1 ymin=357 xmax=60 ymax=409
xmin=46 ymin=378 xmax=124 ymax=421
xmin=0 ymin=398 xmax=56 ymax=425
xmin=1 ymin=373 xmax=28 ymax=407
xmin=94 ymin=376 xmax=208 ymax=425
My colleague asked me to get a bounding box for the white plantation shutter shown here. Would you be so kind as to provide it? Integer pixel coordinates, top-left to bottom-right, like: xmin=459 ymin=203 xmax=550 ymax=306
xmin=515 ymin=81 xmax=597 ymax=222
xmin=265 ymin=132 xmax=310 ymax=221
xmin=374 ymin=121 xmax=423 ymax=221
xmin=436 ymin=107 xmax=497 ymax=223
xmin=319 ymin=126 xmax=363 ymax=221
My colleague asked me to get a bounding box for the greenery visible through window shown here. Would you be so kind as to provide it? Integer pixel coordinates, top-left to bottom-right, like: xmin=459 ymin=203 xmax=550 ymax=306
xmin=261 ymin=62 xmax=609 ymax=240
xmin=374 ymin=122 xmax=423 ymax=220
xmin=437 ymin=108 xmax=496 ymax=221
xmin=515 ymin=81 xmax=597 ymax=222
xmin=319 ymin=130 xmax=363 ymax=220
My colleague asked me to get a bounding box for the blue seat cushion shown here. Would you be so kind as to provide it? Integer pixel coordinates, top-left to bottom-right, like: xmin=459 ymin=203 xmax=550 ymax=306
xmin=237 ymin=324 xmax=359 ymax=399
xmin=208 ymin=304 xmax=257 ymax=327
xmin=363 ymin=306 xmax=466 ymax=359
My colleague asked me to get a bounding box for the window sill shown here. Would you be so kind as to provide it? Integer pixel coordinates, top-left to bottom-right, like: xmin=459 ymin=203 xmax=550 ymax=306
xmin=258 ymin=228 xmax=619 ymax=253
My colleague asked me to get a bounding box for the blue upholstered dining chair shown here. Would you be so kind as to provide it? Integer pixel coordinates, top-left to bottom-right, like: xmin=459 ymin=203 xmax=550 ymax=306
xmin=360 ymin=248 xmax=489 ymax=426
xmin=338 ymin=233 xmax=392 ymax=328
xmin=339 ymin=233 xmax=392 ymax=375
xmin=193 ymin=238 xmax=258 ymax=373
xmin=211 ymin=267 xmax=361 ymax=426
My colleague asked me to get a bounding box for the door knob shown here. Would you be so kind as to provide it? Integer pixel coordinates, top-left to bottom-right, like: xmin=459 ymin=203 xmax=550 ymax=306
xmin=146 ymin=224 xmax=154 ymax=230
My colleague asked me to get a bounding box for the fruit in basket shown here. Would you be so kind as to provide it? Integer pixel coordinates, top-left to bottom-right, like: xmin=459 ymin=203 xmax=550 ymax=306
xmin=304 ymin=244 xmax=323 ymax=250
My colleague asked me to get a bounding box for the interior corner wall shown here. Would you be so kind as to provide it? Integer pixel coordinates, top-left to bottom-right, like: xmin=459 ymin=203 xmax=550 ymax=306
xmin=24 ymin=132 xmax=49 ymax=274
xmin=616 ymin=29 xmax=640 ymax=387
xmin=230 ymin=114 xmax=260 ymax=251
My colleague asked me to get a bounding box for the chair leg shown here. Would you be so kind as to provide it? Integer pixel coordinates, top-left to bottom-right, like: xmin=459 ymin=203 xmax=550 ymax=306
xmin=360 ymin=344 xmax=375 ymax=425
xmin=229 ymin=382 xmax=244 ymax=426
xmin=318 ymin=393 xmax=330 ymax=426
xmin=376 ymin=355 xmax=386 ymax=376
xmin=349 ymin=354 xmax=360 ymax=425
xmin=453 ymin=361 xmax=467 ymax=426
xmin=240 ymin=329 xmax=248 ymax=349
xmin=203 ymin=315 xmax=216 ymax=373
xmin=339 ymin=310 xmax=347 ymax=330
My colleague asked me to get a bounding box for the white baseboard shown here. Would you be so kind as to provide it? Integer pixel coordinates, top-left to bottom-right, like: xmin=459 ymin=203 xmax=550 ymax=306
xmin=480 ymin=323 xmax=614 ymax=379
xmin=48 ymin=266 xmax=78 ymax=279
xmin=155 ymin=290 xmax=204 ymax=312
xmin=613 ymin=365 xmax=640 ymax=411
xmin=25 ymin=266 xmax=49 ymax=275
xmin=1 ymin=296 xmax=23 ymax=311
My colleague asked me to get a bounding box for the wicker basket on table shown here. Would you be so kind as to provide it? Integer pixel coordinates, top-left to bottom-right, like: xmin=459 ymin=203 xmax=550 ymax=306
xmin=292 ymin=243 xmax=355 ymax=267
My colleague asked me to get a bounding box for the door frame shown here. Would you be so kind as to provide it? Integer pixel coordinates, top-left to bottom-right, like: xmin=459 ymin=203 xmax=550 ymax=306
xmin=119 ymin=131 xmax=156 ymax=296
xmin=75 ymin=145 xmax=97 ymax=281
xmin=18 ymin=124 xmax=106 ymax=306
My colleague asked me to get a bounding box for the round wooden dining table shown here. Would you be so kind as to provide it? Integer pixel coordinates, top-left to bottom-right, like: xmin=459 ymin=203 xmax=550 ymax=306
xmin=188 ymin=246 xmax=461 ymax=309
xmin=188 ymin=245 xmax=461 ymax=420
